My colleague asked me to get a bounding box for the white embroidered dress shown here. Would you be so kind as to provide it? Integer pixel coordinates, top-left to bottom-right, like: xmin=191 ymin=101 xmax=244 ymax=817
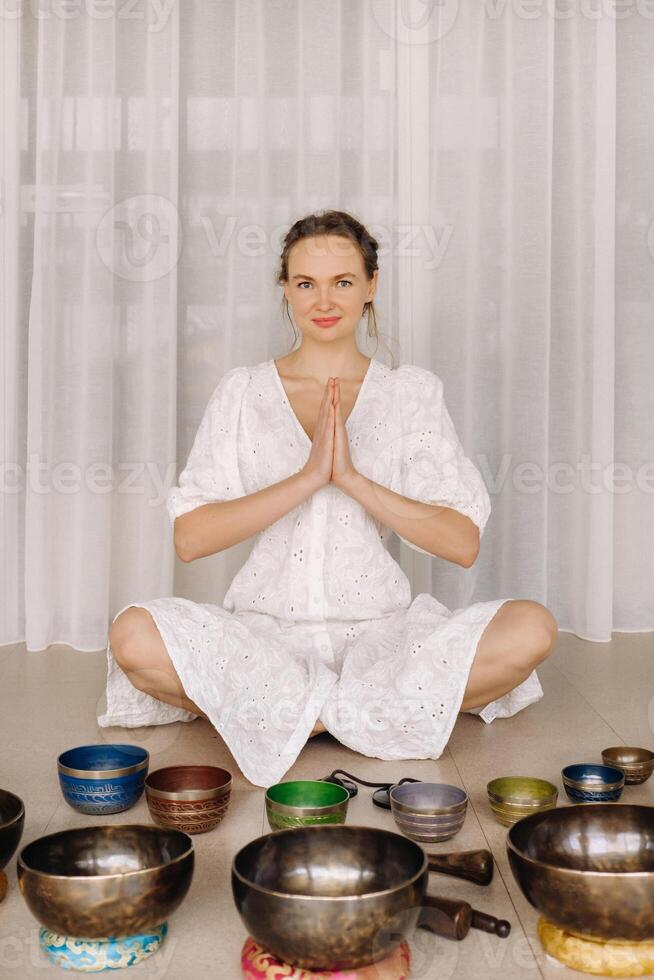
xmin=98 ymin=358 xmax=543 ymax=786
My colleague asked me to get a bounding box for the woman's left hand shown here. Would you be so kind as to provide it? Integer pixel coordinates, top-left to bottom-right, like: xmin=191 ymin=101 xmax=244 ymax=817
xmin=330 ymin=378 xmax=358 ymax=489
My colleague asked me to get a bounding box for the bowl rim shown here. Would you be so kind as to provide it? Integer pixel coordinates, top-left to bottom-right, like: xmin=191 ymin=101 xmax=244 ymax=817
xmin=487 ymin=777 xmax=558 ymax=801
xmin=392 ymin=810 xmax=466 ymax=824
xmin=389 ymin=782 xmax=468 ymax=813
xmin=265 ymin=780 xmax=350 ymax=811
xmin=606 ymin=762 xmax=654 ymax=771
xmin=57 ymin=744 xmax=150 ymax=780
xmin=17 ymin=824 xmax=194 ymax=881
xmin=265 ymin=799 xmax=349 ymax=818
xmin=145 ymin=764 xmax=232 ymax=800
xmin=490 ymin=797 xmax=557 ymax=811
xmin=391 ymin=802 xmax=467 ymax=818
xmin=489 ymin=790 xmax=558 ymax=803
xmin=601 ymin=746 xmax=654 ymax=765
xmin=231 ymin=823 xmax=428 ymax=901
xmin=0 ymin=789 xmax=25 ymax=831
xmin=506 ymin=804 xmax=654 ymax=876
xmin=561 ymin=764 xmax=624 ymax=789
xmin=562 ymin=777 xmax=624 ymax=792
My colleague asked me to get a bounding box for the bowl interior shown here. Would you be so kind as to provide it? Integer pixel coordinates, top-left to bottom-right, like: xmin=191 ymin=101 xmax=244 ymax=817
xmin=58 ymin=744 xmax=148 ymax=773
xmin=19 ymin=825 xmax=190 ymax=878
xmin=390 ymin=782 xmax=466 ymax=811
xmin=266 ymin=781 xmax=348 ymax=809
xmin=234 ymin=826 xmax=424 ymax=898
xmin=508 ymin=804 xmax=654 ymax=873
xmin=146 ymin=765 xmax=231 ymax=794
xmin=487 ymin=777 xmax=557 ymax=802
xmin=602 ymin=746 xmax=654 ymax=767
xmin=0 ymin=789 xmax=24 ymax=829
xmin=562 ymin=764 xmax=623 ymax=785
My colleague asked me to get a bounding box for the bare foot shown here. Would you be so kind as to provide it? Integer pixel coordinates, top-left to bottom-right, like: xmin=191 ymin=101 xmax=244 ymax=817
xmin=309 ymin=719 xmax=326 ymax=738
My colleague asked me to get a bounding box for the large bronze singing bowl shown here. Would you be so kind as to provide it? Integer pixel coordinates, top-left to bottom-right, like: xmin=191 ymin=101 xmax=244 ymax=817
xmin=17 ymin=825 xmax=194 ymax=939
xmin=232 ymin=824 xmax=430 ymax=970
xmin=507 ymin=804 xmax=654 ymax=943
xmin=0 ymin=790 xmax=25 ymax=871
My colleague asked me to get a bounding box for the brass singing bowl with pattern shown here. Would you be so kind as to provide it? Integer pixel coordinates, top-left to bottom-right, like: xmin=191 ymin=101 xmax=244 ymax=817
xmin=601 ymin=746 xmax=654 ymax=784
xmin=17 ymin=825 xmax=194 ymax=939
xmin=507 ymin=804 xmax=654 ymax=943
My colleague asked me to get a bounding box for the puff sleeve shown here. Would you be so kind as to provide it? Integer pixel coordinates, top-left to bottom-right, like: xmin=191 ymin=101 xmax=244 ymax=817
xmin=166 ymin=366 xmax=249 ymax=527
xmin=390 ymin=367 xmax=491 ymax=556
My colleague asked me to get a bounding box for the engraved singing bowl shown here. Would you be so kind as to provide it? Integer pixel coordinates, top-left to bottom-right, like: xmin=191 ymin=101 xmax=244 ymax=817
xmin=601 ymin=746 xmax=654 ymax=785
xmin=507 ymin=804 xmax=654 ymax=943
xmin=145 ymin=765 xmax=232 ymax=834
xmin=561 ymin=763 xmax=624 ymax=803
xmin=17 ymin=825 xmax=194 ymax=939
xmin=57 ymin=743 xmax=149 ymax=815
xmin=232 ymin=824 xmax=504 ymax=971
xmin=0 ymin=790 xmax=25 ymax=872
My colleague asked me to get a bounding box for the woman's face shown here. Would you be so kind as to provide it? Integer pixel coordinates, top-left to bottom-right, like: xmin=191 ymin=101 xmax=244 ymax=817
xmin=283 ymin=234 xmax=378 ymax=342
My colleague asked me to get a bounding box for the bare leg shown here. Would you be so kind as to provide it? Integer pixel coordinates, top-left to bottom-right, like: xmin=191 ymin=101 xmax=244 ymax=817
xmin=459 ymin=600 xmax=558 ymax=712
xmin=110 ymin=610 xmax=333 ymax=737
xmin=109 ymin=608 xmax=208 ymax=719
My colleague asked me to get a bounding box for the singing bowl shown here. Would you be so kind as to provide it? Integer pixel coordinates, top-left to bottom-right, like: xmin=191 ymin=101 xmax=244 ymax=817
xmin=57 ymin=744 xmax=149 ymax=815
xmin=561 ymin=763 xmax=624 ymax=803
xmin=145 ymin=765 xmax=232 ymax=834
xmin=601 ymin=746 xmax=654 ymax=785
xmin=507 ymin=804 xmax=654 ymax=943
xmin=233 ymin=824 xmax=466 ymax=971
xmin=17 ymin=824 xmax=194 ymax=939
xmin=389 ymin=782 xmax=467 ymax=842
xmin=487 ymin=777 xmax=558 ymax=827
xmin=0 ymin=790 xmax=25 ymax=871
xmin=265 ymin=780 xmax=349 ymax=831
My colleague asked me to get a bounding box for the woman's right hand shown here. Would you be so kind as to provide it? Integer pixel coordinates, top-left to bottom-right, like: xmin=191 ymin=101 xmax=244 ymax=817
xmin=301 ymin=378 xmax=335 ymax=488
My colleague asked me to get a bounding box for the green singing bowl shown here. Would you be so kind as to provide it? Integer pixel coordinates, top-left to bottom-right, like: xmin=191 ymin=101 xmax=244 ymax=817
xmin=487 ymin=777 xmax=558 ymax=827
xmin=507 ymin=804 xmax=654 ymax=943
xmin=265 ymin=780 xmax=349 ymax=831
xmin=17 ymin=825 xmax=194 ymax=939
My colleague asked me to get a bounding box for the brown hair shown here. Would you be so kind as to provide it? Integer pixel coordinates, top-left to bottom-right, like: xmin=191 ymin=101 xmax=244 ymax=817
xmin=275 ymin=209 xmax=395 ymax=367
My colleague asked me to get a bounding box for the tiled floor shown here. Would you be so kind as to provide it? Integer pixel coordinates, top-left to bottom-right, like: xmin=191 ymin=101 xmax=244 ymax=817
xmin=1 ymin=629 xmax=654 ymax=978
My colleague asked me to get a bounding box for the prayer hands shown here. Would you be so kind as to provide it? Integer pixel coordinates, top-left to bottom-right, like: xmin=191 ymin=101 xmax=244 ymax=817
xmin=330 ymin=378 xmax=357 ymax=489
xmin=302 ymin=377 xmax=358 ymax=490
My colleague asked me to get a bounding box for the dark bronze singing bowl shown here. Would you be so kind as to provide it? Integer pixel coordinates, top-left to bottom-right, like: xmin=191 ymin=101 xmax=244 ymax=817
xmin=232 ymin=824 xmax=506 ymax=971
xmin=17 ymin=825 xmax=194 ymax=939
xmin=507 ymin=804 xmax=654 ymax=943
xmin=0 ymin=790 xmax=25 ymax=871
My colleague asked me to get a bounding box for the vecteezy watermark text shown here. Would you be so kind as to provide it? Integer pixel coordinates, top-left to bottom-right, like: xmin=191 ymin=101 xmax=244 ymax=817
xmin=0 ymin=0 xmax=176 ymax=32
xmin=2 ymin=453 xmax=654 ymax=502
xmin=1 ymin=457 xmax=176 ymax=507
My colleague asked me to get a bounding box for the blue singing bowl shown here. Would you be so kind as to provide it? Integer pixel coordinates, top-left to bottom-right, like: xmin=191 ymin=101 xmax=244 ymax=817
xmin=561 ymin=763 xmax=625 ymax=803
xmin=57 ymin=744 xmax=149 ymax=815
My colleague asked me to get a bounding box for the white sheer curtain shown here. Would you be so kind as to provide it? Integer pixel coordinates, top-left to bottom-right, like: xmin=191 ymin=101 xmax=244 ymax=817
xmin=1 ymin=1 xmax=652 ymax=652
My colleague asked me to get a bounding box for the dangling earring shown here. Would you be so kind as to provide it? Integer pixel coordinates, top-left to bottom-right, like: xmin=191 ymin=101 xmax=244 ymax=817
xmin=363 ymin=302 xmax=373 ymax=338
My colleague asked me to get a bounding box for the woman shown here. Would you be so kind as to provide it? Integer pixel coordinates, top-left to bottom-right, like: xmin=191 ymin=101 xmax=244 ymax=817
xmin=99 ymin=209 xmax=557 ymax=787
